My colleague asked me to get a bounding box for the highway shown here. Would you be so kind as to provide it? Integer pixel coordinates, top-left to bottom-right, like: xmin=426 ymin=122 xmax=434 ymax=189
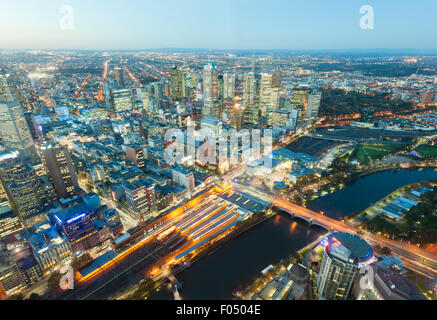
xmin=233 ymin=182 xmax=437 ymax=279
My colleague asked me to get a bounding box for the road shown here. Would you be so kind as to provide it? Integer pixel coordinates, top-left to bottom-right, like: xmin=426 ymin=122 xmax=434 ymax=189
xmin=234 ymin=182 xmax=437 ymax=279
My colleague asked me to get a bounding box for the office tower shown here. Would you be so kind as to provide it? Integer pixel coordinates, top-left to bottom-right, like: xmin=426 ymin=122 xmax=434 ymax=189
xmin=53 ymin=203 xmax=99 ymax=254
xmin=272 ymin=109 xmax=291 ymax=127
xmin=141 ymin=88 xmax=151 ymax=113
xmin=271 ymin=87 xmax=280 ymax=110
xmin=0 ymin=260 xmax=26 ymax=295
xmin=0 ymin=151 xmax=46 ymax=227
xmin=317 ymin=233 xmax=373 ymax=300
xmin=171 ymin=167 xmax=195 ymax=193
xmin=0 ymin=205 xmax=22 ymax=238
xmin=125 ymin=144 xmax=145 ymax=168
xmin=242 ymin=72 xmax=259 ymax=127
xmin=39 ymin=144 xmax=79 ymax=199
xmin=153 ymin=83 xmax=162 ymax=100
xmin=272 ymin=70 xmax=282 ymax=88
xmin=306 ymin=91 xmax=322 ymax=120
xmin=200 ymin=117 xmax=223 ymax=142
xmin=0 ymin=75 xmax=37 ymax=160
xmin=223 ymin=73 xmax=235 ymax=99
xmin=291 ymin=89 xmax=309 ymax=123
xmin=170 ymin=67 xmax=185 ymax=101
xmin=259 ymin=73 xmax=275 ymax=125
xmin=26 ymin=220 xmax=73 ymax=272
xmin=124 ymin=179 xmax=156 ymax=224
xmin=110 ymin=88 xmax=132 ymax=112
xmin=202 ymin=63 xmax=219 ymax=118
xmin=289 ymin=108 xmax=299 ymax=131
xmin=114 ymin=66 xmax=125 ymax=87
xmin=23 ymin=111 xmax=38 ymax=140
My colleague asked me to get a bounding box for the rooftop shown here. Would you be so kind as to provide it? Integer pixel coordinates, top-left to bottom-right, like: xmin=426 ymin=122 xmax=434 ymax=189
xmin=326 ymin=232 xmax=373 ymax=264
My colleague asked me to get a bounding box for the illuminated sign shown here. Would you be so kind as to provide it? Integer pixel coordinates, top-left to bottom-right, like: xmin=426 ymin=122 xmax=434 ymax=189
xmin=66 ymin=213 xmax=86 ymax=224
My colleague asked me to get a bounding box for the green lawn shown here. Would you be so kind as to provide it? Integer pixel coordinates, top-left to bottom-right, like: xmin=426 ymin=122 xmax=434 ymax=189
xmin=352 ymin=143 xmax=404 ymax=165
xmin=414 ymin=144 xmax=437 ymax=158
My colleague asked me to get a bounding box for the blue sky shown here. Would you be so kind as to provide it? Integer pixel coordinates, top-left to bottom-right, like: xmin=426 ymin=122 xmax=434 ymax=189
xmin=1 ymin=0 xmax=436 ymax=50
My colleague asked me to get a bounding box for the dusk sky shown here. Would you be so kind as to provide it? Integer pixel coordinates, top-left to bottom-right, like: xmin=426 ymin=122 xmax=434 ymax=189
xmin=1 ymin=0 xmax=436 ymax=50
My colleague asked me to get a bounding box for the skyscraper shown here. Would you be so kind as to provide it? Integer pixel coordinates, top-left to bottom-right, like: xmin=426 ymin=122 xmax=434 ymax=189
xmin=170 ymin=67 xmax=185 ymax=101
xmin=272 ymin=70 xmax=282 ymax=89
xmin=259 ymin=73 xmax=274 ymax=125
xmin=0 ymin=75 xmax=37 ymax=160
xmin=0 ymin=151 xmax=47 ymax=227
xmin=291 ymin=89 xmax=309 ymax=123
xmin=223 ymin=73 xmax=235 ymax=99
xmin=114 ymin=66 xmax=125 ymax=87
xmin=242 ymin=72 xmax=259 ymax=127
xmin=316 ymin=233 xmax=373 ymax=300
xmin=202 ymin=63 xmax=219 ymax=119
xmin=111 ymin=88 xmax=132 ymax=113
xmin=39 ymin=144 xmax=79 ymax=199
xmin=306 ymin=91 xmax=322 ymax=120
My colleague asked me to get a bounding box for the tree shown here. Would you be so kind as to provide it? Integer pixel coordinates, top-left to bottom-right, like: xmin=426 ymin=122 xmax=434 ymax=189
xmin=131 ymin=278 xmax=156 ymax=300
xmin=47 ymin=271 xmax=62 ymax=293
xmin=72 ymin=253 xmax=93 ymax=272
xmin=381 ymin=246 xmax=391 ymax=255
xmin=7 ymin=293 xmax=24 ymax=300
xmin=28 ymin=293 xmax=42 ymax=300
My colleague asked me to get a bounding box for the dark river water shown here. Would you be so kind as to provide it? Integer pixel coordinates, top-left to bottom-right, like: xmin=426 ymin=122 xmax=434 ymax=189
xmin=151 ymin=168 xmax=437 ymax=300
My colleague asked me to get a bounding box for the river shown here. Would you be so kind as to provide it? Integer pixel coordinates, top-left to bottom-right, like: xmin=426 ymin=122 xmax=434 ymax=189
xmin=151 ymin=167 xmax=437 ymax=300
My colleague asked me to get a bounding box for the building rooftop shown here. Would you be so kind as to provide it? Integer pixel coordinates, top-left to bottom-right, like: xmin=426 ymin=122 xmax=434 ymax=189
xmin=326 ymin=232 xmax=373 ymax=264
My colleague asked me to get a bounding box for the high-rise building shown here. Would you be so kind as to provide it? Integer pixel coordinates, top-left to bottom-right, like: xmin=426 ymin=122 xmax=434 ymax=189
xmin=202 ymin=63 xmax=219 ymax=119
xmin=259 ymin=73 xmax=276 ymax=125
xmin=0 ymin=151 xmax=47 ymax=227
xmin=0 ymin=205 xmax=22 ymax=238
xmin=306 ymin=91 xmax=322 ymax=120
xmin=291 ymin=89 xmax=309 ymax=123
xmin=316 ymin=232 xmax=373 ymax=300
xmin=242 ymin=72 xmax=259 ymax=127
xmin=200 ymin=117 xmax=223 ymax=142
xmin=54 ymin=203 xmax=100 ymax=254
xmin=223 ymin=73 xmax=235 ymax=99
xmin=39 ymin=144 xmax=79 ymax=199
xmin=26 ymin=220 xmax=73 ymax=272
xmin=170 ymin=67 xmax=185 ymax=101
xmin=124 ymin=179 xmax=156 ymax=223
xmin=272 ymin=70 xmax=282 ymax=88
xmin=114 ymin=66 xmax=125 ymax=87
xmin=0 ymin=75 xmax=37 ymax=160
xmin=110 ymin=88 xmax=132 ymax=113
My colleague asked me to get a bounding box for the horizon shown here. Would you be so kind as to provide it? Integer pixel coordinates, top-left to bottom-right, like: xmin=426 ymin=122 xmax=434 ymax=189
xmin=1 ymin=0 xmax=437 ymax=51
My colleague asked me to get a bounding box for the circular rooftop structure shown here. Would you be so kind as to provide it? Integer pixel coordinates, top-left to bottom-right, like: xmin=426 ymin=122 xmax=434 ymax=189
xmin=326 ymin=232 xmax=373 ymax=263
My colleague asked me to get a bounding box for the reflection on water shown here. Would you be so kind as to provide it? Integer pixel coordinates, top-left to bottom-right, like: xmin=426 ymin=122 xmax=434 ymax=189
xmin=289 ymin=221 xmax=298 ymax=234
xmin=151 ymin=215 xmax=324 ymax=300
xmin=309 ymin=168 xmax=437 ymax=219
xmin=150 ymin=168 xmax=437 ymax=300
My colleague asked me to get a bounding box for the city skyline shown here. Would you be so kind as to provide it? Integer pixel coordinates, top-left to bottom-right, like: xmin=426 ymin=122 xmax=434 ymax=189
xmin=1 ymin=0 xmax=437 ymax=51
xmin=1 ymin=2 xmax=437 ymax=304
